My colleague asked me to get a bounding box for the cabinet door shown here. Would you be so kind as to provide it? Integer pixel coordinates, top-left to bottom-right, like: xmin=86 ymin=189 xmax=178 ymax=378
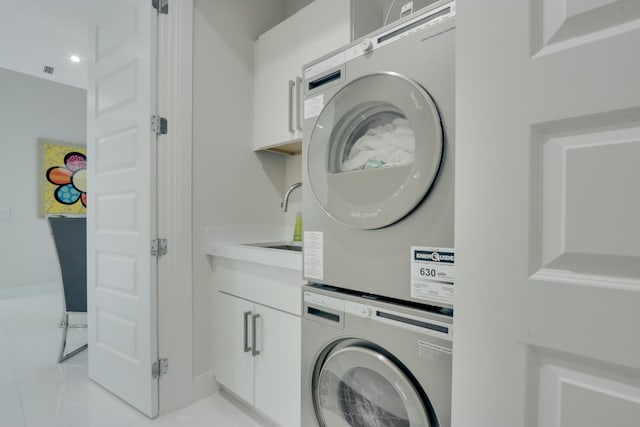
xmin=253 ymin=0 xmax=351 ymax=151
xmin=295 ymin=0 xmax=352 ymax=68
xmin=254 ymin=26 xmax=299 ymax=149
xmin=253 ymin=304 xmax=301 ymax=427
xmin=215 ymin=292 xmax=254 ymax=404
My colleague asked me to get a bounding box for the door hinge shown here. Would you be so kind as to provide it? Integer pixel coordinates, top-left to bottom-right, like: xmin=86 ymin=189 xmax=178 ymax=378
xmin=151 ymin=239 xmax=168 ymax=256
xmin=152 ymin=0 xmax=168 ymax=14
xmin=151 ymin=115 xmax=168 ymax=135
xmin=152 ymin=358 xmax=168 ymax=378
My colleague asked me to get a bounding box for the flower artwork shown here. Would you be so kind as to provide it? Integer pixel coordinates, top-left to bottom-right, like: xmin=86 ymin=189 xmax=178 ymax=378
xmin=39 ymin=140 xmax=87 ymax=216
xmin=46 ymin=152 xmax=87 ymax=208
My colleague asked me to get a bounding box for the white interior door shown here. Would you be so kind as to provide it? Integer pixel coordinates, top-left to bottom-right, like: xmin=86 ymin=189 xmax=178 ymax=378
xmin=87 ymin=0 xmax=159 ymax=417
xmin=454 ymin=1 xmax=640 ymax=426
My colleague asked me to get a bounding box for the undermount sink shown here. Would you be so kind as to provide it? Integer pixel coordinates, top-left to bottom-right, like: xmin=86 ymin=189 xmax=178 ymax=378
xmin=244 ymin=242 xmax=302 ymax=252
xmin=265 ymin=244 xmax=302 ymax=252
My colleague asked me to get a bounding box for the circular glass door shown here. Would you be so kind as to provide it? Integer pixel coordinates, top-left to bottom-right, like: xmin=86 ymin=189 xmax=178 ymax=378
xmin=313 ymin=345 xmax=433 ymax=427
xmin=307 ymin=72 xmax=443 ymax=229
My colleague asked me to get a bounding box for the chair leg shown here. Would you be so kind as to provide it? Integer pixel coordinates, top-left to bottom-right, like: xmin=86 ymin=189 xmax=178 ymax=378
xmin=57 ymin=312 xmax=88 ymax=363
xmin=57 ymin=313 xmax=69 ymax=363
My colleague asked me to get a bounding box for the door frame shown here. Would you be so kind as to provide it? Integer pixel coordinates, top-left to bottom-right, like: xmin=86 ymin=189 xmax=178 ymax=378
xmin=86 ymin=0 xmax=194 ymax=416
xmin=156 ymin=0 xmax=194 ymax=415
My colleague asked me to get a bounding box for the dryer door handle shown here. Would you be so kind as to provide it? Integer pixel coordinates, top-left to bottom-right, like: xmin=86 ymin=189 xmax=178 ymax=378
xmin=243 ymin=311 xmax=252 ymax=353
xmin=251 ymin=313 xmax=261 ymax=357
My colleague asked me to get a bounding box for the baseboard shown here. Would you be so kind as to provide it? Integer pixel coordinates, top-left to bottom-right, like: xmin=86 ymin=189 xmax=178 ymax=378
xmin=218 ymin=388 xmax=279 ymax=427
xmin=192 ymin=371 xmax=218 ymax=402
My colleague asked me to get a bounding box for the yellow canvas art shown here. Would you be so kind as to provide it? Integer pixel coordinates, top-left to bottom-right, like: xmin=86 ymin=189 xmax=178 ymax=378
xmin=39 ymin=140 xmax=87 ymax=216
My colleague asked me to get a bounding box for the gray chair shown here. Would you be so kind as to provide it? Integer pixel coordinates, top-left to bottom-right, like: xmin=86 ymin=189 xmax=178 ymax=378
xmin=48 ymin=216 xmax=88 ymax=363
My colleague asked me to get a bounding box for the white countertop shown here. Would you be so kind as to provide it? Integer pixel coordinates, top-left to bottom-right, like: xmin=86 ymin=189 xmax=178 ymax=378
xmin=205 ymin=226 xmax=303 ymax=271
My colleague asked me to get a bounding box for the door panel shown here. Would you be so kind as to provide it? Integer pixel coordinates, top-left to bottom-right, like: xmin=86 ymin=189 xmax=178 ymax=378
xmin=253 ymin=304 xmax=301 ymax=427
xmin=215 ymin=292 xmax=254 ymax=405
xmin=87 ymin=0 xmax=158 ymax=417
xmin=453 ymin=1 xmax=640 ymax=426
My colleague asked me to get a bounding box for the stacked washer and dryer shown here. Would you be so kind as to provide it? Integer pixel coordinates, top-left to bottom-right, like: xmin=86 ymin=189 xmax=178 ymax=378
xmin=300 ymin=2 xmax=456 ymax=426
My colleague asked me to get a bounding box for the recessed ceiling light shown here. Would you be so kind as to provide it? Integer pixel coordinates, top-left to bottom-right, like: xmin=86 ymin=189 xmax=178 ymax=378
xmin=70 ymin=55 xmax=80 ymax=63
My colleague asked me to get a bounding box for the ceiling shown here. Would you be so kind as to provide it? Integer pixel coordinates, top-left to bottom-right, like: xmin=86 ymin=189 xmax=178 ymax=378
xmin=0 ymin=0 xmax=88 ymax=88
xmin=0 ymin=0 xmax=399 ymax=90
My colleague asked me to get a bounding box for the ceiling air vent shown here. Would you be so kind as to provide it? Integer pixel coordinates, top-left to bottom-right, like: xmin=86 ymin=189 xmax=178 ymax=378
xmin=43 ymin=65 xmax=55 ymax=74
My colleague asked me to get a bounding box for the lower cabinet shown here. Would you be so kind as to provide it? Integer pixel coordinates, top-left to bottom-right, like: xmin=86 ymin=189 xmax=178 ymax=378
xmin=215 ymin=291 xmax=301 ymax=427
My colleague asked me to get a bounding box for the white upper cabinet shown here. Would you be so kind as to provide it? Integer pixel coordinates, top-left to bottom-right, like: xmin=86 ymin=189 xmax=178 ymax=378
xmin=253 ymin=0 xmax=353 ymax=153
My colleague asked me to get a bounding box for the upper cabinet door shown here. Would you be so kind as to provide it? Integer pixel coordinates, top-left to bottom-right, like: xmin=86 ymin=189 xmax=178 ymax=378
xmin=253 ymin=0 xmax=352 ymax=152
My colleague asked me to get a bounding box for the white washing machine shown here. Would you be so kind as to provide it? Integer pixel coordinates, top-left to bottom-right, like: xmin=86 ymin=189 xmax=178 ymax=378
xmin=302 ymin=1 xmax=456 ymax=308
xmin=301 ymin=284 xmax=452 ymax=426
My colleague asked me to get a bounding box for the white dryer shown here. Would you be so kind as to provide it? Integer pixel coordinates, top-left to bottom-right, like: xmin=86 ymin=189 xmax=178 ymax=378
xmin=302 ymin=1 xmax=456 ymax=307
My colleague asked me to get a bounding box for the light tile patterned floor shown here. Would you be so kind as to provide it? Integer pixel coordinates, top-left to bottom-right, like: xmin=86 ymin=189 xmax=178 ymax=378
xmin=0 ymin=288 xmax=269 ymax=427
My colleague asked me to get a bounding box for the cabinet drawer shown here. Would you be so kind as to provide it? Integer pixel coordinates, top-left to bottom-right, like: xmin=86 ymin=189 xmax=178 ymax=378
xmin=214 ymin=257 xmax=303 ymax=316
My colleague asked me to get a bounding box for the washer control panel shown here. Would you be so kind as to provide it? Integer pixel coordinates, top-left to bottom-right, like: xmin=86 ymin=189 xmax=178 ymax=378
xmin=304 ymin=290 xmax=453 ymax=339
xmin=346 ymin=300 xmax=453 ymax=340
xmin=346 ymin=301 xmax=374 ymax=318
xmin=304 ymin=291 xmax=344 ymax=311
xmin=303 ymin=291 xmax=345 ymax=329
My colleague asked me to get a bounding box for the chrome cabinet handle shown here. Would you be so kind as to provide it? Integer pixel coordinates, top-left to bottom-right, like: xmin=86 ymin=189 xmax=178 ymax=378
xmin=296 ymin=76 xmax=302 ymax=131
xmin=243 ymin=311 xmax=252 ymax=353
xmin=251 ymin=313 xmax=260 ymax=357
xmin=288 ymin=80 xmax=295 ymax=133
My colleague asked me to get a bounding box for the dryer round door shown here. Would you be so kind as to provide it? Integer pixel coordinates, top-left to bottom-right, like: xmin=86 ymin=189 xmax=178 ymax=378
xmin=313 ymin=345 xmax=434 ymax=427
xmin=307 ymin=72 xmax=443 ymax=229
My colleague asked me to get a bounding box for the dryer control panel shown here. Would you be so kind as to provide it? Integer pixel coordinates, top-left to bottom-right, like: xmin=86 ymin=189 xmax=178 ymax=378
xmin=304 ymin=0 xmax=456 ymax=80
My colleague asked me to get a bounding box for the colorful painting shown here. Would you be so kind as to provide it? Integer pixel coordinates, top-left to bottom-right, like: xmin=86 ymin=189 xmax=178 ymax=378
xmin=38 ymin=139 xmax=87 ymax=216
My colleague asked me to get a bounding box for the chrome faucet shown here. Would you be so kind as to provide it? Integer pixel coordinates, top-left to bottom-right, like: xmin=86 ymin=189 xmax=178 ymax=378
xmin=281 ymin=182 xmax=302 ymax=212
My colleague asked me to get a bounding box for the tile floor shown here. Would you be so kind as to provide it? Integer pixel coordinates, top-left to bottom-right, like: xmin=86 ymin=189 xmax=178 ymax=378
xmin=0 ymin=287 xmax=269 ymax=427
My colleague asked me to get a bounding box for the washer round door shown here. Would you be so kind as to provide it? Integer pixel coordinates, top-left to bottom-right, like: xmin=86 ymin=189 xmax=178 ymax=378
xmin=307 ymin=72 xmax=443 ymax=229
xmin=313 ymin=344 xmax=435 ymax=427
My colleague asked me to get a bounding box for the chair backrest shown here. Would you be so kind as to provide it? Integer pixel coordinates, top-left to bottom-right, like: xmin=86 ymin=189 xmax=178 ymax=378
xmin=48 ymin=216 xmax=87 ymax=313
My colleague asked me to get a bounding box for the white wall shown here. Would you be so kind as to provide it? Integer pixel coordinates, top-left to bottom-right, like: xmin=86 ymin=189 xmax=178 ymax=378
xmin=0 ymin=67 xmax=86 ymax=289
xmin=283 ymin=154 xmax=303 ymax=238
xmin=0 ymin=1 xmax=88 ymax=89
xmin=192 ymin=0 xmax=289 ymax=391
xmin=286 ymin=0 xmax=313 ymax=17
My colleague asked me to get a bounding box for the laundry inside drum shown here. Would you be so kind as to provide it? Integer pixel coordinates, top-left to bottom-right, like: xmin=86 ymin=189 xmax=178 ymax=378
xmin=331 ymin=102 xmax=416 ymax=173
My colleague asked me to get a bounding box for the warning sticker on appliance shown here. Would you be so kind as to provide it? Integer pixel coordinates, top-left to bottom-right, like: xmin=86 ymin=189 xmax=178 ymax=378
xmin=304 ymin=94 xmax=324 ymax=120
xmin=411 ymin=246 xmax=455 ymax=305
xmin=418 ymin=340 xmax=452 ymax=359
xmin=303 ymin=231 xmax=323 ymax=280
